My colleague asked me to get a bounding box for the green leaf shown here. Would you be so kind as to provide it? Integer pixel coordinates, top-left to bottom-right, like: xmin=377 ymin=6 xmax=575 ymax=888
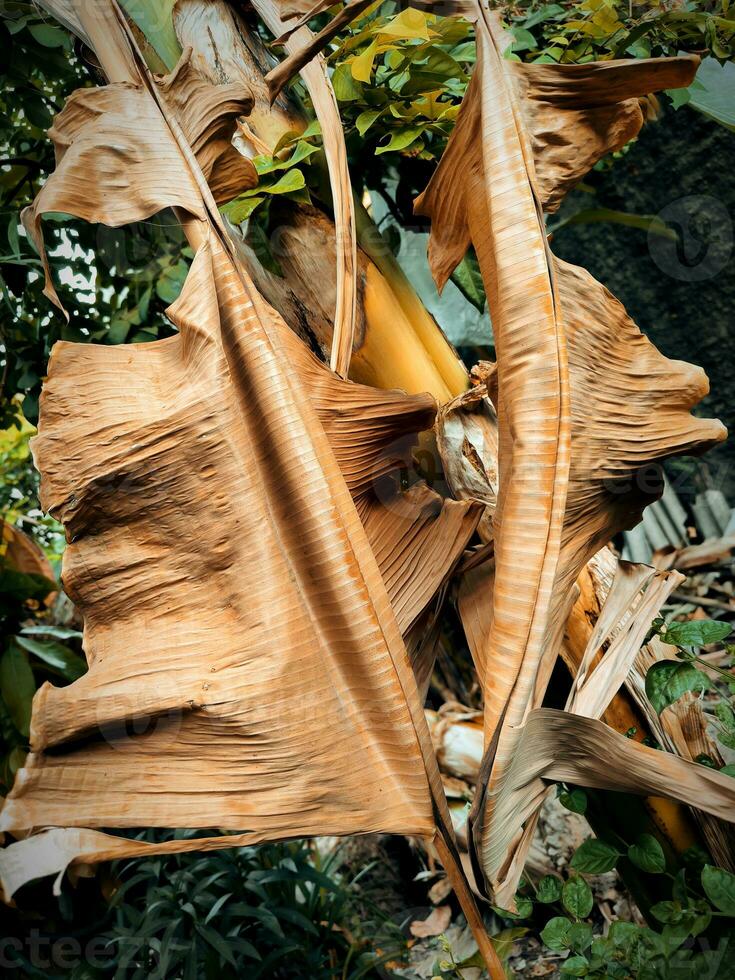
xmin=645 ymin=661 xmax=711 ymax=714
xmin=244 ymin=222 xmax=283 ymax=278
xmin=559 ymin=788 xmax=587 ymax=814
xmin=107 ymin=317 xmax=132 ymax=344
xmin=487 ymin=927 xmax=529 ymax=964
xmin=651 ymin=901 xmax=682 ymax=924
xmin=155 ymin=259 xmax=189 ymax=304
xmin=6 ymin=745 xmax=26 ymax=778
xmin=6 ymin=216 xmax=20 ymax=258
xmin=675 ymin=58 xmax=735 ymax=132
xmin=537 ymin=875 xmax=563 ymax=904
xmin=194 ymin=922 xmax=237 ymax=966
xmin=252 ymin=141 xmax=320 ymax=176
xmin=720 ymin=764 xmax=735 ymax=778
xmin=450 ymin=249 xmax=485 ymax=312
xmin=0 ymin=568 xmax=56 ymax=606
xmin=22 ymin=92 xmax=53 ymax=130
xmin=260 ymin=169 xmax=307 ymax=196
xmin=492 ymin=894 xmax=533 ymax=920
xmin=571 ymin=839 xmax=619 ymax=875
xmin=523 ymin=4 xmax=566 ymax=28
xmin=375 ymin=125 xmax=425 ymax=155
xmin=702 ymin=865 xmax=735 ymax=915
xmin=561 ymin=955 xmax=589 ymax=976
xmin=355 ymin=109 xmax=383 ymax=136
xmin=661 ymin=619 xmax=732 ymax=648
xmin=513 ymin=895 xmax=533 ymax=919
xmin=20 ymin=626 xmax=82 ymax=640
xmin=541 ymin=916 xmax=572 ymax=951
xmin=331 ymin=62 xmax=364 ymax=102
xmin=568 ymin=922 xmax=593 ymax=953
xmin=0 ymin=641 xmax=36 ymax=737
xmin=628 ymin=834 xmax=666 ymax=874
xmin=28 ymin=23 xmax=68 ymax=48
xmin=608 ymin=920 xmax=638 ymax=949
xmin=14 ymin=635 xmax=87 ymax=681
xmin=662 ymin=921 xmax=692 ymax=954
xmin=223 ymin=196 xmax=264 ymax=224
xmin=118 ymin=0 xmax=181 ymax=71
xmin=511 ymin=26 xmax=538 ymax=53
xmin=562 ymin=877 xmax=593 ymax=919
xmin=204 ymin=891 xmax=233 ymax=924
xmin=550 ymin=207 xmax=678 ymax=242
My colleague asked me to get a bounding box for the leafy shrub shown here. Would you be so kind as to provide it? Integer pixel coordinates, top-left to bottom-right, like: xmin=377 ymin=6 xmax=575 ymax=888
xmin=4 ymin=836 xmax=401 ymax=979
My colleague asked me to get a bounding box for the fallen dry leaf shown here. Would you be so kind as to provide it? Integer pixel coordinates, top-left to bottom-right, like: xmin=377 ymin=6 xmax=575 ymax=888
xmin=410 ymin=904 xmax=452 ymax=938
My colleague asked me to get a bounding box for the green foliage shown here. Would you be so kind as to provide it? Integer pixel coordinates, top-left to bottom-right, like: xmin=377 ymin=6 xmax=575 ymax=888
xmin=222 ymin=122 xmax=322 ymax=228
xmin=118 ymin=0 xmax=181 ymax=71
xmin=526 ymin=834 xmax=735 ymax=978
xmin=450 ymin=249 xmax=485 ymax=312
xmin=562 ymin=876 xmax=594 ymax=919
xmin=503 ymin=0 xmax=735 ymax=65
xmin=3 ymin=836 xmax=396 ymax=978
xmin=537 ymin=874 xmax=563 ymax=903
xmin=660 ymin=619 xmax=733 ymax=648
xmin=570 ymin=838 xmax=619 ymax=875
xmin=0 ymin=638 xmax=35 ymax=736
xmin=1 ymin=421 xmax=64 ymax=554
xmin=0 ymin=8 xmax=189 ymax=430
xmin=0 ymin=513 xmax=83 ymax=790
xmin=4 ymin=1 xmax=735 ymax=424
xmin=102 ymin=841 xmax=393 ymax=979
xmin=628 ymin=834 xmax=667 ymax=875
xmin=702 ymin=865 xmax=735 ymax=915
xmin=680 ymin=56 xmax=735 ymax=129
xmin=559 ymin=785 xmax=588 ymax=814
xmin=645 ymin=616 xmax=735 ymax=766
xmin=646 ymin=660 xmax=713 ymax=713
xmin=306 ymin=0 xmax=735 ymax=178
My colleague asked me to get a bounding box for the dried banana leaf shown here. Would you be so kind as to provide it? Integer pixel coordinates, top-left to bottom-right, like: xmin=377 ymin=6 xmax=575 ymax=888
xmin=415 ymin=0 xmax=726 ymax=904
xmin=469 ymin=707 xmax=735 ymax=896
xmin=0 ymin=12 xmax=493 ymax=963
xmin=1 ymin=521 xmax=56 ymax=586
xmin=565 ymin=561 xmax=684 ymax=720
xmin=435 ymin=362 xmax=498 ymax=544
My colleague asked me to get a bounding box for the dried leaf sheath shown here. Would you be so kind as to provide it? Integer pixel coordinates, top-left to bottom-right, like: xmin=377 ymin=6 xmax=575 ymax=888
xmin=416 ymin=1 xmax=726 ymax=905
xmin=0 ymin=22 xmax=478 ymax=913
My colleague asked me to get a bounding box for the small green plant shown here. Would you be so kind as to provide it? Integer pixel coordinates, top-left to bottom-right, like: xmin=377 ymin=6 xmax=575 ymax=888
xmin=518 ymin=835 xmax=735 ymax=978
xmin=3 ymin=836 xmax=401 ymax=979
xmin=646 ymin=616 xmax=735 ymax=772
